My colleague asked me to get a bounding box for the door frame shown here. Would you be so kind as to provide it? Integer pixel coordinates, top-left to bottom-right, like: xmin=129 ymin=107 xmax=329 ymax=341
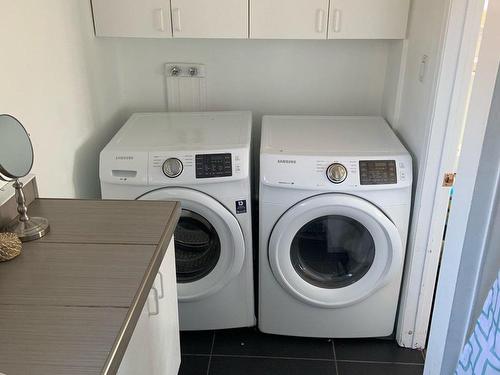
xmin=424 ymin=1 xmax=500 ymax=372
xmin=396 ymin=0 xmax=488 ymax=348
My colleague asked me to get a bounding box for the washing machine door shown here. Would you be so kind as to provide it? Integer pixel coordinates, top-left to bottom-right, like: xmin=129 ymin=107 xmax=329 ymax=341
xmin=139 ymin=188 xmax=245 ymax=302
xmin=269 ymin=193 xmax=403 ymax=308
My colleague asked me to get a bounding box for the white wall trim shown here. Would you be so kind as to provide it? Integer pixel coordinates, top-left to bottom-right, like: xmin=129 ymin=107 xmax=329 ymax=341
xmin=396 ymin=0 xmax=454 ymax=348
xmin=396 ymin=0 xmax=486 ymax=348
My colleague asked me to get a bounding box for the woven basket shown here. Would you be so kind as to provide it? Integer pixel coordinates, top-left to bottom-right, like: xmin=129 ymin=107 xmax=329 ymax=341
xmin=0 ymin=232 xmax=22 ymax=262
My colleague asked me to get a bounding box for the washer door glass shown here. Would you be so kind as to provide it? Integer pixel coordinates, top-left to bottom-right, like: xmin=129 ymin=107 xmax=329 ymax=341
xmin=290 ymin=215 xmax=375 ymax=289
xmin=138 ymin=187 xmax=246 ymax=302
xmin=175 ymin=210 xmax=221 ymax=283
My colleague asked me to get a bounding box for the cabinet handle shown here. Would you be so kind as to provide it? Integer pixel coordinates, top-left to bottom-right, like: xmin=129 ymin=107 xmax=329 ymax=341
xmin=157 ymin=271 xmax=164 ymax=299
xmin=148 ymin=286 xmax=160 ymax=316
xmin=172 ymin=8 xmax=182 ymax=32
xmin=333 ymin=9 xmax=342 ymax=33
xmin=153 ymin=8 xmax=165 ymax=32
xmin=315 ymin=9 xmax=326 ymax=34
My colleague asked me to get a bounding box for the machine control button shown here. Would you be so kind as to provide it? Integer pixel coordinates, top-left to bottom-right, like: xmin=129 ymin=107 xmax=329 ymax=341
xmin=162 ymin=158 xmax=183 ymax=178
xmin=326 ymin=163 xmax=348 ymax=184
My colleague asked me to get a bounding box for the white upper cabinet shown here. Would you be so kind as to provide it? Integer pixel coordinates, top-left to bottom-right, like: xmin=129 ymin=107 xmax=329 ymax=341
xmin=328 ymin=0 xmax=410 ymax=39
xmin=92 ymin=0 xmax=172 ymax=38
xmin=250 ymin=0 xmax=329 ymax=39
xmin=91 ymin=0 xmax=410 ymax=40
xmin=170 ymin=0 xmax=248 ymax=38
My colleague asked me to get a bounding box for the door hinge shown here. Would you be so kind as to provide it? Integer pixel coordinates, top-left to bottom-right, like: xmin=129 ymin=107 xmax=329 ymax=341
xmin=443 ymin=173 xmax=456 ymax=187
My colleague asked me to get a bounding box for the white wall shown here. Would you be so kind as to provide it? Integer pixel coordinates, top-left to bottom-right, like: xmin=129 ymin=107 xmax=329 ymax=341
xmin=393 ymin=0 xmax=449 ymax=170
xmin=0 ymin=0 xmax=124 ymax=198
xmin=115 ymin=38 xmax=392 ymax=119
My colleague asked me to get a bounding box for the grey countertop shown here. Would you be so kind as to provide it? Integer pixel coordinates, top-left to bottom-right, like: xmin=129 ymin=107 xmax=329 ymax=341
xmin=0 ymin=199 xmax=180 ymax=375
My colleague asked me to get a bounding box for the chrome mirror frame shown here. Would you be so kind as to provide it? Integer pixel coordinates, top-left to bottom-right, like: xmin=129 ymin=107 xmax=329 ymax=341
xmin=0 ymin=114 xmax=49 ymax=241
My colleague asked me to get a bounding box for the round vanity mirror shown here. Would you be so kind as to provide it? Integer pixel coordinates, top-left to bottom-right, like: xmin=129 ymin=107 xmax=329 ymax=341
xmin=0 ymin=115 xmax=34 ymax=179
xmin=0 ymin=114 xmax=49 ymax=241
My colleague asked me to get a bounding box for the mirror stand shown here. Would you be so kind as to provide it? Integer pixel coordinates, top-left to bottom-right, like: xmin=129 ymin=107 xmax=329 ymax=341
xmin=6 ymin=179 xmax=50 ymax=242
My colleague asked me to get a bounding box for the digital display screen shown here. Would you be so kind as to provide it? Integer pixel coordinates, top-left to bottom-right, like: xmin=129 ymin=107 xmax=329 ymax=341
xmin=195 ymin=153 xmax=232 ymax=179
xmin=359 ymin=160 xmax=397 ymax=185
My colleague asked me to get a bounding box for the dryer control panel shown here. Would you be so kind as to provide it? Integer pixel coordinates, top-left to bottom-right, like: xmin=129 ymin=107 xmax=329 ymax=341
xmin=261 ymin=153 xmax=412 ymax=191
xmin=359 ymin=160 xmax=398 ymax=185
xmin=195 ymin=153 xmax=232 ymax=179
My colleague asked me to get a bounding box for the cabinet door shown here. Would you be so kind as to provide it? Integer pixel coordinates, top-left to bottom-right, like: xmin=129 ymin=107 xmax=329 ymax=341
xmin=250 ymin=0 xmax=329 ymax=39
xmin=117 ymin=292 xmax=154 ymax=375
xmin=151 ymin=241 xmax=180 ymax=375
xmin=171 ymin=0 xmax=248 ymax=38
xmin=328 ymin=0 xmax=410 ymax=39
xmin=118 ymin=240 xmax=180 ymax=375
xmin=92 ymin=0 xmax=172 ymax=38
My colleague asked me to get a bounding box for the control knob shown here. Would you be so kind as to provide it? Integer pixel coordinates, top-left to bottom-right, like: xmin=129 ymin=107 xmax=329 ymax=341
xmin=162 ymin=158 xmax=183 ymax=178
xmin=326 ymin=163 xmax=347 ymax=184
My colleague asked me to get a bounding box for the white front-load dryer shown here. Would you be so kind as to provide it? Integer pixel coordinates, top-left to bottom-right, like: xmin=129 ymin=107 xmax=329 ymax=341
xmin=259 ymin=116 xmax=412 ymax=338
xmin=100 ymin=111 xmax=255 ymax=331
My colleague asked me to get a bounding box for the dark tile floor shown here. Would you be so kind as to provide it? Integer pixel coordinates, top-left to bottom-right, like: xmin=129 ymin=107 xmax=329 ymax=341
xmin=179 ymin=328 xmax=425 ymax=375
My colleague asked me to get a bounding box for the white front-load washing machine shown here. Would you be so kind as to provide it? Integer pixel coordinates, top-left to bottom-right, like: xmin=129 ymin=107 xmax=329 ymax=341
xmin=259 ymin=116 xmax=412 ymax=338
xmin=100 ymin=111 xmax=255 ymax=331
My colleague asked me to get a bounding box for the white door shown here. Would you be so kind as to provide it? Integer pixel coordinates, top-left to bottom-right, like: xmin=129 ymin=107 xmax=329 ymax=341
xmin=139 ymin=188 xmax=245 ymax=302
xmin=328 ymin=0 xmax=410 ymax=39
xmin=92 ymin=0 xmax=172 ymax=38
xmin=269 ymin=194 xmax=403 ymax=307
xmin=250 ymin=0 xmax=329 ymax=39
xmin=171 ymin=0 xmax=248 ymax=38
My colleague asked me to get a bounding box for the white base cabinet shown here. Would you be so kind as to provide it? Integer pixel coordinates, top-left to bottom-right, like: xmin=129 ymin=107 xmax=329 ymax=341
xmin=118 ymin=240 xmax=180 ymax=375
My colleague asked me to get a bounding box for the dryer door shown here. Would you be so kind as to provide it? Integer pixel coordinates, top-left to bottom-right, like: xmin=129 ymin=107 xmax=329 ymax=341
xmin=269 ymin=193 xmax=403 ymax=308
xmin=139 ymin=188 xmax=245 ymax=302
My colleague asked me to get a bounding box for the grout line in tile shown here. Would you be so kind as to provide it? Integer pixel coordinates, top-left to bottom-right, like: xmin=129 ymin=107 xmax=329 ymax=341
xmin=182 ymin=353 xmax=211 ymax=357
xmin=336 ymin=359 xmax=425 ymax=366
xmin=206 ymin=331 xmax=216 ymax=375
xmin=210 ymin=353 xmax=335 ymax=362
xmin=332 ymin=340 xmax=340 ymax=375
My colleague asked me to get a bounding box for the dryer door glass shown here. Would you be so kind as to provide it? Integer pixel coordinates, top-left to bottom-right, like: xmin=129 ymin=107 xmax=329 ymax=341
xmin=175 ymin=210 xmax=221 ymax=283
xmin=290 ymin=215 xmax=375 ymax=289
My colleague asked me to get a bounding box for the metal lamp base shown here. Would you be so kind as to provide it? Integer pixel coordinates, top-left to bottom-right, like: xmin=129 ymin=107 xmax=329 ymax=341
xmin=6 ymin=216 xmax=50 ymax=242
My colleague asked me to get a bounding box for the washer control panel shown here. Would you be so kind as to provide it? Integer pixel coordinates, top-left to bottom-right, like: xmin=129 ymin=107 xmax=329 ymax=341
xmin=148 ymin=148 xmax=248 ymax=185
xmin=326 ymin=163 xmax=348 ymax=184
xmin=163 ymin=158 xmax=184 ymax=178
xmin=195 ymin=153 xmax=232 ymax=179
